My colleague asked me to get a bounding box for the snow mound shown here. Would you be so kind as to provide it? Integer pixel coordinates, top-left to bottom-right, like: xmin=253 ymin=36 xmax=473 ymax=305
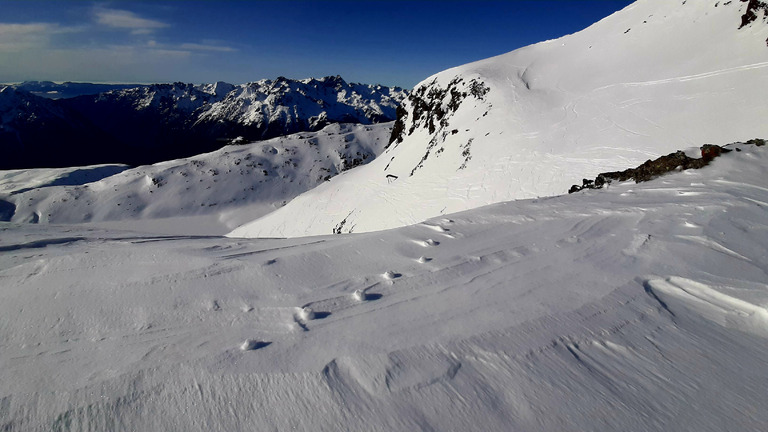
xmin=352 ymin=289 xmax=367 ymax=301
xmin=240 ymin=339 xmax=270 ymax=351
xmin=298 ymin=307 xmax=316 ymax=321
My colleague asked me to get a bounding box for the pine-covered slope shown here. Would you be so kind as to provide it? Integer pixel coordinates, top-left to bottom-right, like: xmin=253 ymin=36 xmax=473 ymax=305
xmin=230 ymin=0 xmax=768 ymax=238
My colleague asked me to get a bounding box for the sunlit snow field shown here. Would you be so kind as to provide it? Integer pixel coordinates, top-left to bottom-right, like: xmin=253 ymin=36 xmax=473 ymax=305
xmin=1 ymin=144 xmax=767 ymax=430
xmin=2 ymin=0 xmax=768 ymax=429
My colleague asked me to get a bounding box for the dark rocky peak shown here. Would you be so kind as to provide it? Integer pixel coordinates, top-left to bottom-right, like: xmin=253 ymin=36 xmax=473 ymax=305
xmin=739 ymin=0 xmax=768 ymax=28
xmin=318 ymin=75 xmax=347 ymax=90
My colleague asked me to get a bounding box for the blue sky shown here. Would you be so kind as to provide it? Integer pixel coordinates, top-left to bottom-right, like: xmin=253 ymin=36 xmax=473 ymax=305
xmin=0 ymin=1 xmax=633 ymax=88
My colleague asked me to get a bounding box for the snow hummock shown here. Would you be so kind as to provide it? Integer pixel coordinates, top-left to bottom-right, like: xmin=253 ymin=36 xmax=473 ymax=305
xmin=228 ymin=0 xmax=768 ymax=238
xmin=352 ymin=289 xmax=367 ymax=301
xmin=1 ymin=143 xmax=767 ymax=430
xmin=298 ymin=307 xmax=316 ymax=321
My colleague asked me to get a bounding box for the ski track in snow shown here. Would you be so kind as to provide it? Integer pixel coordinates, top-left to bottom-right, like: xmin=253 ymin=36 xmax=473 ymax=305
xmin=592 ymin=61 xmax=768 ymax=91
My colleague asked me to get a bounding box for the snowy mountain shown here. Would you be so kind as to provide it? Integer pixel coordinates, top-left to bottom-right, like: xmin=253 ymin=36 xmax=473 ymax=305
xmin=0 ymin=122 xmax=393 ymax=234
xmin=229 ymin=0 xmax=768 ymax=238
xmin=0 ymin=77 xmax=407 ymax=169
xmin=0 ymin=87 xmax=115 ymax=169
xmin=9 ymin=81 xmax=145 ymax=100
xmin=1 ymin=141 xmax=767 ymax=430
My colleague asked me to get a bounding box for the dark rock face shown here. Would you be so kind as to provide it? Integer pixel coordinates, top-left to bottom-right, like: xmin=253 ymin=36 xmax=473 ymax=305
xmin=568 ymin=140 xmax=765 ymax=194
xmin=387 ymin=77 xmax=488 ymax=150
xmin=385 ymin=76 xmax=490 ymax=176
xmin=739 ymin=0 xmax=768 ymax=28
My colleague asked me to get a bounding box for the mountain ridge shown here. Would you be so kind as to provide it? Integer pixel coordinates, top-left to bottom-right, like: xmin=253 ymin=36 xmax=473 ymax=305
xmin=0 ymin=76 xmax=407 ymax=170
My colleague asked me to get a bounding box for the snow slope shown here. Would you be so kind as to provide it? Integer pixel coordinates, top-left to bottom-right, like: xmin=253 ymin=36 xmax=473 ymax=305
xmin=230 ymin=0 xmax=768 ymax=238
xmin=1 ymin=143 xmax=767 ymax=430
xmin=0 ymin=123 xmax=392 ymax=234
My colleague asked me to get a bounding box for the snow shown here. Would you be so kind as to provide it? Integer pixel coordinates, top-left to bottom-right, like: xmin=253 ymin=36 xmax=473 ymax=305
xmin=229 ymin=0 xmax=768 ymax=238
xmin=2 ymin=1 xmax=768 ymax=429
xmin=0 ymin=122 xmax=393 ymax=235
xmin=1 ymin=143 xmax=767 ymax=430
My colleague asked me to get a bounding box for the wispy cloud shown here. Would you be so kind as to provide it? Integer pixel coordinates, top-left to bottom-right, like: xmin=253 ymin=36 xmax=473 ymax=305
xmin=93 ymin=7 xmax=168 ymax=35
xmin=179 ymin=42 xmax=237 ymax=53
xmin=0 ymin=23 xmax=81 ymax=52
xmin=0 ymin=5 xmax=240 ymax=83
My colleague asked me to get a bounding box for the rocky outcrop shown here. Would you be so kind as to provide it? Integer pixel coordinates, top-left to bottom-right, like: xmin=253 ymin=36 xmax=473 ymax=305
xmin=739 ymin=0 xmax=768 ymax=28
xmin=385 ymin=76 xmax=490 ymax=176
xmin=568 ymin=139 xmax=765 ymax=194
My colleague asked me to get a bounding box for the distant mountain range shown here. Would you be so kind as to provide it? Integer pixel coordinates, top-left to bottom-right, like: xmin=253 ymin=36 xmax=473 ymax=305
xmin=0 ymin=77 xmax=407 ymax=169
xmin=9 ymin=81 xmax=145 ymax=100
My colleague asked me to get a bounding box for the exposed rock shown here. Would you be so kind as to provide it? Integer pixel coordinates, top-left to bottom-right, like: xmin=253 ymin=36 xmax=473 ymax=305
xmin=385 ymin=76 xmax=490 ymax=176
xmin=567 ymin=141 xmax=767 ymax=194
xmin=739 ymin=0 xmax=768 ymax=28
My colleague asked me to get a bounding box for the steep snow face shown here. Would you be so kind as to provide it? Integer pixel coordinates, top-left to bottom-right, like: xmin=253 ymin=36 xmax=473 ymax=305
xmin=2 ymin=144 xmax=768 ymax=430
xmin=230 ymin=0 xmax=768 ymax=238
xmin=0 ymin=123 xmax=393 ymax=234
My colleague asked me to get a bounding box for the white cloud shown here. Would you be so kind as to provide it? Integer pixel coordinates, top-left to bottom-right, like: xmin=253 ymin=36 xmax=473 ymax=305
xmin=93 ymin=7 xmax=168 ymax=34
